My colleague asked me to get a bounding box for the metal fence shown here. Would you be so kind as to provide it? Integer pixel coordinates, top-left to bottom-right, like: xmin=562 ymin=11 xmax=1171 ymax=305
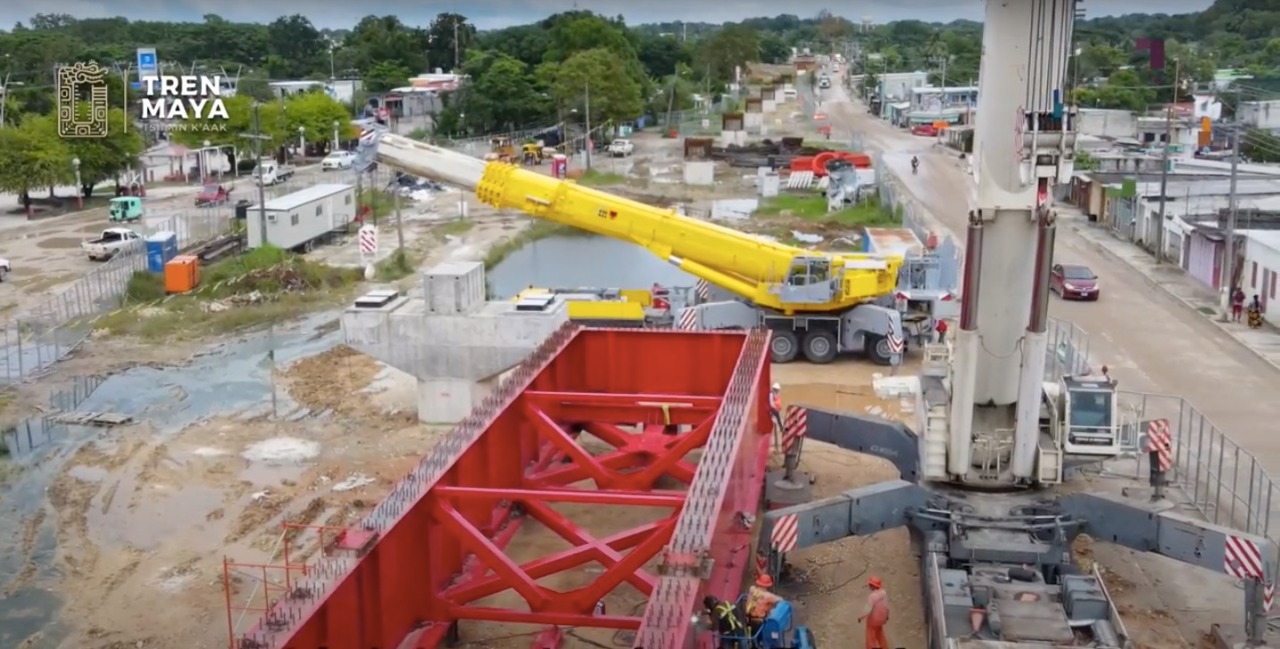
xmin=0 ymin=206 xmax=239 ymax=384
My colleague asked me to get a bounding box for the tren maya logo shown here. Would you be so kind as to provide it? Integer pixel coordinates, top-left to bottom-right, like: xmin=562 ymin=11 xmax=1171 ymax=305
xmin=57 ymin=61 xmax=231 ymax=138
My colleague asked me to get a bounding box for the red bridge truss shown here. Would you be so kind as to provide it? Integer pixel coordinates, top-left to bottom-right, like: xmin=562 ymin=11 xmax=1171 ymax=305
xmin=226 ymin=325 xmax=772 ymax=649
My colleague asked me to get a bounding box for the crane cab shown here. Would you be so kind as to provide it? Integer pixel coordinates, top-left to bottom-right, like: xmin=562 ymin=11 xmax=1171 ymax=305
xmin=1042 ymin=374 xmax=1121 ymax=456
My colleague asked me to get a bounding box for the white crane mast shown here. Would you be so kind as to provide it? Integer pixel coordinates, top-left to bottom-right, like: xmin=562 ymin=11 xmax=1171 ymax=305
xmin=949 ymin=0 xmax=1078 ymax=483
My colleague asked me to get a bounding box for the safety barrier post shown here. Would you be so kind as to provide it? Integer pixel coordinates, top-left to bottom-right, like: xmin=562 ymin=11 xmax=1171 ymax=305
xmin=1146 ymin=418 xmax=1173 ymax=501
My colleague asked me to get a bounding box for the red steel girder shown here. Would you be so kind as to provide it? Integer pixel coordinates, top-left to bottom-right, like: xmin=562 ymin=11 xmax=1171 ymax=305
xmin=229 ymin=327 xmax=764 ymax=649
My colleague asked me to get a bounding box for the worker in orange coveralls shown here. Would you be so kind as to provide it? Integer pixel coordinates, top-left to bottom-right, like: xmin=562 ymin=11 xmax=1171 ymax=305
xmin=746 ymin=573 xmax=783 ymax=635
xmin=858 ymin=576 xmax=891 ymax=649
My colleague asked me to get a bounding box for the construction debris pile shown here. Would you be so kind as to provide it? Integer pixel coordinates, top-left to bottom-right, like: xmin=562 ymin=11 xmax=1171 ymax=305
xmin=685 ymin=136 xmax=847 ymax=168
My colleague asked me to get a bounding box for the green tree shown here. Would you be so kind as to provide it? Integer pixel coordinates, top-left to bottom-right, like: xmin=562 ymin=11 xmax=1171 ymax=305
xmin=425 ymin=13 xmax=476 ymax=71
xmin=1242 ymin=129 xmax=1280 ymax=163
xmin=347 ymin=16 xmax=430 ymax=74
xmin=1072 ymin=69 xmax=1155 ymax=111
xmin=0 ymin=114 xmax=72 ymax=209
xmin=66 ymin=107 xmax=145 ymax=197
xmin=695 ymin=25 xmax=762 ymax=83
xmin=266 ymin=15 xmax=326 ymax=77
xmin=466 ymin=53 xmax=540 ymax=131
xmin=552 ymin=48 xmax=644 ymax=124
xmin=173 ymin=94 xmax=284 ymax=149
xmin=282 ymin=91 xmax=358 ymax=145
xmin=364 ymin=61 xmax=412 ymax=93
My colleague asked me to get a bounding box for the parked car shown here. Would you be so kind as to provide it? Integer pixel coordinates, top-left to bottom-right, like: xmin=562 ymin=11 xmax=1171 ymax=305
xmin=1049 ymin=263 xmax=1100 ymax=300
xmin=0 ymin=257 xmax=9 ymax=282
xmin=195 ymin=182 xmax=232 ymax=207
xmin=322 ymin=150 xmax=357 ymax=170
xmin=911 ymin=124 xmax=939 ymax=137
xmin=108 ymin=196 xmax=144 ymax=222
xmin=607 ymin=139 xmax=634 ymax=157
xmin=82 ymin=228 xmax=140 ymax=261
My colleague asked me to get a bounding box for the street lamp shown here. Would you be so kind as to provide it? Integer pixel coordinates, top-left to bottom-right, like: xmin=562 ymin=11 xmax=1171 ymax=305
xmin=203 ymin=139 xmax=212 ymax=181
xmin=298 ymin=126 xmax=306 ymax=160
xmin=332 ymin=120 xmax=340 ymax=152
xmin=71 ymin=157 xmax=82 ymax=209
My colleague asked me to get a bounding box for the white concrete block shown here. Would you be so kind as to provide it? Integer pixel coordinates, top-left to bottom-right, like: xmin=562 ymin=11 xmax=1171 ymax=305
xmin=744 ymin=113 xmax=764 ymax=133
xmin=423 ymin=261 xmax=485 ymax=314
xmin=762 ymin=99 xmax=777 ymax=113
xmin=683 ymin=161 xmax=715 ymax=186
xmin=417 ymin=376 xmax=493 ymax=423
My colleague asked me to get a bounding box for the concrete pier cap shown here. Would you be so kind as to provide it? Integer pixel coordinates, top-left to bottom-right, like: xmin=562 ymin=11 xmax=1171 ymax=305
xmin=341 ymin=260 xmax=569 ymax=423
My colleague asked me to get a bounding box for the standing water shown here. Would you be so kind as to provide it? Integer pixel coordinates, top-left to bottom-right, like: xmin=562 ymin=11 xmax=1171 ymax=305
xmin=487 ymin=235 xmax=695 ymax=298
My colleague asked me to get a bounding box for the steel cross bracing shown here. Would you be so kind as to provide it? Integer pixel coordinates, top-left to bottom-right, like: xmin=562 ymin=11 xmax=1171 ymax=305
xmin=227 ymin=326 xmax=773 ymax=649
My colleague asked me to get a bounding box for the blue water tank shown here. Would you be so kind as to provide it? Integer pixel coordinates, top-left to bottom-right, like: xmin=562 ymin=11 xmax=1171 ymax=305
xmin=145 ymin=231 xmax=178 ymax=273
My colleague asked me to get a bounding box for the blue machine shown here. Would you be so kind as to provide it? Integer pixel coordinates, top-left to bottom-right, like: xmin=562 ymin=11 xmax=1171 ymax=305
xmin=145 ymin=231 xmax=178 ymax=273
xmin=714 ymin=598 xmax=817 ymax=649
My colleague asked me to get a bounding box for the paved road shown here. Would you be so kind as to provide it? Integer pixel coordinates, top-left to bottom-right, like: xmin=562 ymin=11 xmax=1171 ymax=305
xmin=820 ymin=76 xmax=1275 ymax=641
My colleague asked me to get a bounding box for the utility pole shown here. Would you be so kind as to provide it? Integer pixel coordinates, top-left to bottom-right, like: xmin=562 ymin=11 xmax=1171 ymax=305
xmin=584 ymin=80 xmax=592 ymax=171
xmin=1154 ymin=61 xmax=1181 ymax=264
xmin=1221 ymin=127 xmax=1241 ymax=320
xmin=393 ymin=185 xmax=406 ymax=255
xmin=240 ymin=102 xmax=273 ymax=247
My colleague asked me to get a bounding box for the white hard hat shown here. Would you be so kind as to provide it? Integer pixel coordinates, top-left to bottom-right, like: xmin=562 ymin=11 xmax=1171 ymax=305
xmin=771 ymin=383 xmax=781 ymax=391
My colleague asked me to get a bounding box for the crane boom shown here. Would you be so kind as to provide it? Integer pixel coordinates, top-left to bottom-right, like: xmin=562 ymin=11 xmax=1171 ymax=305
xmin=950 ymin=0 xmax=1079 ymax=483
xmin=357 ymin=132 xmax=902 ymax=314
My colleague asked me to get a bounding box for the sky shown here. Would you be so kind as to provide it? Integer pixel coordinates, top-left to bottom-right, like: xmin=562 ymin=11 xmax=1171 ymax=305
xmin=4 ymin=0 xmax=1217 ymax=31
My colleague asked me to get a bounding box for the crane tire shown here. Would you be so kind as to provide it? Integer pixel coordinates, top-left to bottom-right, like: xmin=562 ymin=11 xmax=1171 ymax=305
xmin=770 ymin=330 xmax=800 ymax=363
xmin=802 ymin=330 xmax=837 ymax=364
xmin=865 ymin=334 xmax=892 ymax=366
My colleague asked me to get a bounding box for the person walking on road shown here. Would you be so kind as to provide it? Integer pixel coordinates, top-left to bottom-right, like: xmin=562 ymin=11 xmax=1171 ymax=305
xmin=1249 ymin=295 xmax=1265 ymax=329
xmin=859 ymin=576 xmax=891 ymax=649
xmin=935 ymin=318 xmax=949 ymax=344
xmin=1232 ymin=288 xmax=1246 ymax=322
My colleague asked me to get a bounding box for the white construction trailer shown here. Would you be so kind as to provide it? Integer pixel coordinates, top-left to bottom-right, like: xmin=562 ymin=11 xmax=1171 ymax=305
xmin=247 ymin=183 xmax=357 ymax=252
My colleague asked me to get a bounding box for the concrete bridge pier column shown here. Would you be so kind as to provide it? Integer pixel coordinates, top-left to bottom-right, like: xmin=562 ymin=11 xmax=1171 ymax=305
xmin=342 ymin=260 xmax=568 ymax=423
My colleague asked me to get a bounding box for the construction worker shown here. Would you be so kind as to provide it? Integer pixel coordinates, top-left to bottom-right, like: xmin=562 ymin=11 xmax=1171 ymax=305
xmin=746 ymin=574 xmax=783 ymax=635
xmin=858 ymin=576 xmax=890 ymax=649
xmin=769 ymin=383 xmax=783 ymax=449
xmin=703 ymin=594 xmax=746 ymax=648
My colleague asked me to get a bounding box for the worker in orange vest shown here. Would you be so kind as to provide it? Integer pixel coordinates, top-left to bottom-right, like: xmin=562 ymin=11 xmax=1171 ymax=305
xmin=769 ymin=383 xmax=783 ymax=450
xmin=858 ymin=576 xmax=890 ymax=649
xmin=746 ymin=574 xmax=783 ymax=634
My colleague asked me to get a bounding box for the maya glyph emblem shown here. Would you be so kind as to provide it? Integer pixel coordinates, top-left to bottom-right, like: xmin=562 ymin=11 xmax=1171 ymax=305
xmin=57 ymin=62 xmax=110 ymax=138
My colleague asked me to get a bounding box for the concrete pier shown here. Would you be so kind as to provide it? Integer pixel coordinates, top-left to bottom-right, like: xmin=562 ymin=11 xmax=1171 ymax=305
xmin=342 ymin=261 xmax=568 ymax=423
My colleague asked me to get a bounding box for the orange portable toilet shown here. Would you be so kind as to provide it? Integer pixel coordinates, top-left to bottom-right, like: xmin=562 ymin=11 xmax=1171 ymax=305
xmin=164 ymin=255 xmax=201 ymax=294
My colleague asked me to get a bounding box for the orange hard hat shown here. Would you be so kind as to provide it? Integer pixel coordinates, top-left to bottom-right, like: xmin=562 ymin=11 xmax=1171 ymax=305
xmin=868 ymin=576 xmax=883 ymax=589
xmin=756 ymin=574 xmax=774 ymax=588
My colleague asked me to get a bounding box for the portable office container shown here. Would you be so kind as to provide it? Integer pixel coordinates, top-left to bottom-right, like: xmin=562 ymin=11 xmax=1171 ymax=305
xmin=165 ymin=255 xmax=200 ymax=293
xmin=145 ymin=231 xmax=178 ymax=273
xmin=246 ymin=183 xmax=357 ymax=252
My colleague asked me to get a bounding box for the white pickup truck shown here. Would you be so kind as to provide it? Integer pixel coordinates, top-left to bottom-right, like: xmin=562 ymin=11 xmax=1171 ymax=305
xmin=253 ymin=160 xmax=296 ymax=186
xmin=82 ymin=228 xmax=140 ymax=261
xmin=608 ymin=139 xmax=634 ymax=157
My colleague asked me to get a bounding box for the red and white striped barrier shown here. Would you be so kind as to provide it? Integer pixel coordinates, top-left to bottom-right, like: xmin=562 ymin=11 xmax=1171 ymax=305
xmin=782 ymin=405 xmax=807 ymax=454
xmin=1145 ymin=418 xmax=1173 ymax=472
xmin=770 ymin=513 xmax=799 ymax=553
xmin=677 ymin=308 xmax=698 ymax=330
xmin=1225 ymin=535 xmax=1265 ymax=580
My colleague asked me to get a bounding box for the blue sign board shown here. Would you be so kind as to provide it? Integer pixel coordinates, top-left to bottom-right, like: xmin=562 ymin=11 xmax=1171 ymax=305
xmin=136 ymin=47 xmax=158 ymax=90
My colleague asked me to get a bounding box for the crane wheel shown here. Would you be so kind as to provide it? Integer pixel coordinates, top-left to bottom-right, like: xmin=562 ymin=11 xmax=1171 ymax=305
xmin=770 ymin=330 xmax=799 ymax=363
xmin=865 ymin=334 xmax=892 ymax=366
xmin=801 ymin=330 xmax=837 ymax=364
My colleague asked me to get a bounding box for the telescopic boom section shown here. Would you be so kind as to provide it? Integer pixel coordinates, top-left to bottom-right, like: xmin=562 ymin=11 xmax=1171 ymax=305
xmin=362 ymin=132 xmax=901 ymax=314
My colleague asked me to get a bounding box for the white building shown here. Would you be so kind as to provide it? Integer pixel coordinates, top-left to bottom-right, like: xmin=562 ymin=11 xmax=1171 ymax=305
xmin=1240 ymin=100 xmax=1280 ymax=131
xmin=1244 ymin=230 xmax=1280 ymax=323
xmin=268 ymin=79 xmax=363 ymax=105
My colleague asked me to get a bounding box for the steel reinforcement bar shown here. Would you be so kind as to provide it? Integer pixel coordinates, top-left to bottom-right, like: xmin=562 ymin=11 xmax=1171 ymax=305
xmin=632 ymin=328 xmax=773 ymax=649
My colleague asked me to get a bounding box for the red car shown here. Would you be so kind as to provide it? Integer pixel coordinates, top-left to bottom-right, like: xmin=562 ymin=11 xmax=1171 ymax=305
xmin=1050 ymin=263 xmax=1099 ymax=300
xmin=911 ymin=124 xmax=938 ymax=136
xmin=195 ymin=183 xmax=231 ymax=207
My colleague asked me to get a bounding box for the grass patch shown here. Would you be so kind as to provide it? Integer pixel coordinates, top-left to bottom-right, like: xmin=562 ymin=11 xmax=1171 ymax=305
xmin=577 ymin=169 xmax=626 ymax=187
xmin=434 ymin=219 xmax=475 ymax=237
xmin=357 ymin=188 xmax=395 ymax=223
xmin=755 ymin=193 xmax=899 ymax=227
xmin=483 ymin=221 xmax=585 ymax=269
xmin=374 ymin=248 xmax=417 ymax=281
xmin=103 ymin=245 xmax=364 ymax=340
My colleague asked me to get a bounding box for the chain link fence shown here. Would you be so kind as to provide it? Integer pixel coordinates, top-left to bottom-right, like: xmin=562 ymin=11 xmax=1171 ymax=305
xmin=868 ymin=140 xmax=1280 ymax=579
xmin=0 ymin=205 xmax=239 ymax=384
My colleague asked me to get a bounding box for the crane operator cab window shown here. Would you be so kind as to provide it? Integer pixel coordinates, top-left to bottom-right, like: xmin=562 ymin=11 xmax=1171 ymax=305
xmin=781 ymin=257 xmax=837 ymax=304
xmin=1062 ymin=377 xmax=1119 ymax=454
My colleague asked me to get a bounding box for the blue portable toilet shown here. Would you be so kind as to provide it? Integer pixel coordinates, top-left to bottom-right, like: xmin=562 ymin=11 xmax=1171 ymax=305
xmin=145 ymin=231 xmax=178 ymax=273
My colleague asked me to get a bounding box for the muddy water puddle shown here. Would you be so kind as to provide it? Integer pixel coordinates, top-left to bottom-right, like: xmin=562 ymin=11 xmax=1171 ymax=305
xmin=0 ymin=312 xmax=350 ymax=647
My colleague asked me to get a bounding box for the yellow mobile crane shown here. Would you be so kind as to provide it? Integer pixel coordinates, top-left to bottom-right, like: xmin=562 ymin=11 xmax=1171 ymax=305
xmin=354 ymin=133 xmax=907 ymax=364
